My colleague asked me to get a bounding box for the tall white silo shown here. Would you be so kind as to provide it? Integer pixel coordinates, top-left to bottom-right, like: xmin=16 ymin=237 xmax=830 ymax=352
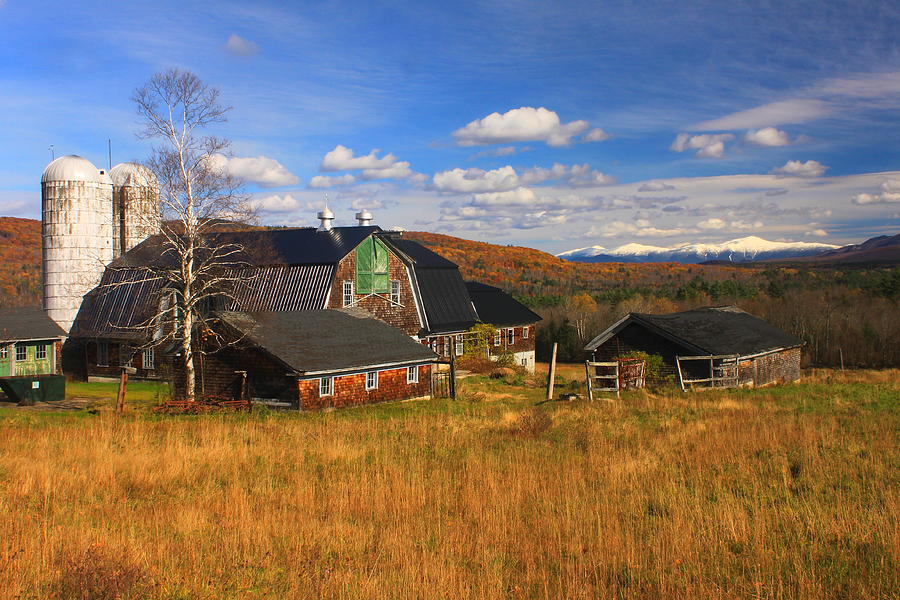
xmin=109 ymin=162 xmax=160 ymax=257
xmin=41 ymin=155 xmax=114 ymax=333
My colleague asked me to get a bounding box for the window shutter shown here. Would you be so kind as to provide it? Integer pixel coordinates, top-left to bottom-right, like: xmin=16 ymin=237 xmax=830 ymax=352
xmin=356 ymin=239 xmax=375 ymax=294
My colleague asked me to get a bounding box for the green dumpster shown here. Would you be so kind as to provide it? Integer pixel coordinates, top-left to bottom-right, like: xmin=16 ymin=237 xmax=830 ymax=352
xmin=0 ymin=375 xmax=66 ymax=405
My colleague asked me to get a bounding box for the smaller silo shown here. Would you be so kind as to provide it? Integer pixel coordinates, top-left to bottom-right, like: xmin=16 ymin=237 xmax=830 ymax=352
xmin=110 ymin=162 xmax=161 ymax=256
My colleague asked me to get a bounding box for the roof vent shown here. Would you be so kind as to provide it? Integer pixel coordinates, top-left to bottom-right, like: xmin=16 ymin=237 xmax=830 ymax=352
xmin=317 ymin=196 xmax=335 ymax=232
xmin=355 ymin=209 xmax=373 ymax=226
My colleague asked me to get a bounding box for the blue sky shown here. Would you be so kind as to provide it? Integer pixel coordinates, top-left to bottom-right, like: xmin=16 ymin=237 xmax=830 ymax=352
xmin=1 ymin=0 xmax=899 ymax=253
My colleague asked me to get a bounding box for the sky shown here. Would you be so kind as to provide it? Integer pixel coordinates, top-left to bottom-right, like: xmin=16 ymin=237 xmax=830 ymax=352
xmin=1 ymin=0 xmax=899 ymax=254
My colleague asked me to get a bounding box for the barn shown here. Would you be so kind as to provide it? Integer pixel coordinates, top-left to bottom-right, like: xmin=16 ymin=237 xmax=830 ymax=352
xmin=65 ymin=212 xmax=539 ymax=407
xmin=584 ymin=306 xmax=803 ymax=389
xmin=465 ymin=281 xmax=542 ymax=372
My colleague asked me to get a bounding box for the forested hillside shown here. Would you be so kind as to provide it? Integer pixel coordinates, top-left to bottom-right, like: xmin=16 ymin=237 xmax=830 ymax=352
xmin=0 ymin=217 xmax=41 ymax=307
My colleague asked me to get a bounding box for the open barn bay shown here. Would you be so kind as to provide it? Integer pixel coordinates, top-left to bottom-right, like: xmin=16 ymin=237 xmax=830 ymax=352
xmin=0 ymin=370 xmax=896 ymax=599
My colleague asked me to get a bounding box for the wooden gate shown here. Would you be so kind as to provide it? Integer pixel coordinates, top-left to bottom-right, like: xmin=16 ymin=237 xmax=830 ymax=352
xmin=676 ymin=354 xmax=739 ymax=391
xmin=617 ymin=358 xmax=646 ymax=390
xmin=432 ymin=370 xmax=452 ymax=398
xmin=584 ymin=361 xmax=620 ymax=400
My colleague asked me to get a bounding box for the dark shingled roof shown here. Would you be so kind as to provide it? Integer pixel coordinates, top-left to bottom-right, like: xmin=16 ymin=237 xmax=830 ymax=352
xmin=0 ymin=307 xmax=66 ymax=341
xmin=217 ymin=309 xmax=437 ymax=374
xmin=113 ymin=226 xmax=382 ymax=268
xmin=584 ymin=306 xmax=803 ymax=356
xmin=466 ymin=281 xmax=542 ymax=327
xmin=386 ymin=239 xmax=477 ymax=334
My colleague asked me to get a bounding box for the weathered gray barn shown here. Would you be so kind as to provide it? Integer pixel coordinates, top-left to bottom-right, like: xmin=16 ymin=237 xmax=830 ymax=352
xmin=584 ymin=306 xmax=803 ymax=388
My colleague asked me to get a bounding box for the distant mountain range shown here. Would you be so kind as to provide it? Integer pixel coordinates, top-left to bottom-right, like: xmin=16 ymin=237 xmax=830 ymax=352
xmin=557 ymin=236 xmax=840 ymax=264
xmin=764 ymin=233 xmax=900 ymax=264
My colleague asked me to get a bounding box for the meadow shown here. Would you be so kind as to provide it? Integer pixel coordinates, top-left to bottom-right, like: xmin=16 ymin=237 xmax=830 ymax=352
xmin=0 ymin=368 xmax=896 ymax=599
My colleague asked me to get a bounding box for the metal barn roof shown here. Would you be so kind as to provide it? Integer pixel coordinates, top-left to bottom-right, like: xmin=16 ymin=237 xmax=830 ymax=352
xmin=465 ymin=281 xmax=542 ymax=327
xmin=217 ymin=309 xmax=437 ymax=374
xmin=0 ymin=307 xmax=66 ymax=342
xmin=584 ymin=306 xmax=803 ymax=357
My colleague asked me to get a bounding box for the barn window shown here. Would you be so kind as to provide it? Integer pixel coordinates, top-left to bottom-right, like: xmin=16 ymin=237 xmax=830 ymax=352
xmin=0 ymin=346 xmax=7 ymax=360
xmin=342 ymin=281 xmax=354 ymax=307
xmin=507 ymin=328 xmax=515 ymax=345
xmin=407 ymin=366 xmax=419 ymax=384
xmin=355 ymin=237 xmax=390 ymax=295
xmin=366 ymin=371 xmax=379 ymax=390
xmin=493 ymin=330 xmax=501 ymax=346
xmin=143 ymin=348 xmax=155 ymax=370
xmin=36 ymin=345 xmax=47 ymax=360
xmin=319 ymin=377 xmax=333 ymax=396
xmin=97 ymin=342 xmax=109 ymax=366
xmin=15 ymin=345 xmax=26 ymax=362
xmin=523 ymin=326 xmax=529 ymax=339
xmin=390 ymin=280 xmax=401 ymax=304
xmin=454 ymin=335 xmax=464 ymax=356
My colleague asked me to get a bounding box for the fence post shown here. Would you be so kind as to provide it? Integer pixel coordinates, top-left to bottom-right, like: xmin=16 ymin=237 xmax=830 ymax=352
xmin=546 ymin=342 xmax=558 ymax=401
xmin=449 ymin=353 xmax=457 ymax=400
xmin=584 ymin=360 xmax=593 ymax=401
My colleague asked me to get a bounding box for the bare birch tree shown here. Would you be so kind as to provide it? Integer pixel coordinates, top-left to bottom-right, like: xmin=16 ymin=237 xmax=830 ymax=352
xmin=131 ymin=69 xmax=250 ymax=401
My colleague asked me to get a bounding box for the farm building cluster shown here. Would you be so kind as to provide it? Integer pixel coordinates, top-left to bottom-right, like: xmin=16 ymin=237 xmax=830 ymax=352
xmin=0 ymin=154 xmax=805 ymax=408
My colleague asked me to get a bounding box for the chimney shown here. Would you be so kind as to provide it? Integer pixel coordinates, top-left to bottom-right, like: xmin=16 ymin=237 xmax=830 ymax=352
xmin=355 ymin=209 xmax=373 ymax=226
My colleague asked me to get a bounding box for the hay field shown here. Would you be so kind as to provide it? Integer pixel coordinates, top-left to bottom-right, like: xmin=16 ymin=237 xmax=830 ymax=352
xmin=0 ymin=369 xmax=896 ymax=599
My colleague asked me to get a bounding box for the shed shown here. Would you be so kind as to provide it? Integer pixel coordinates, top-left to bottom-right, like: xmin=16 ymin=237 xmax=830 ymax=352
xmin=584 ymin=306 xmax=803 ymax=388
xmin=184 ymin=309 xmax=438 ymax=410
xmin=0 ymin=307 xmax=66 ymax=377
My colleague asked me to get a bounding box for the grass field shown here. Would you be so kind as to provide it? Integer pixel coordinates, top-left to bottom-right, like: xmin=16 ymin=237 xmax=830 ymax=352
xmin=0 ymin=368 xmax=896 ymax=599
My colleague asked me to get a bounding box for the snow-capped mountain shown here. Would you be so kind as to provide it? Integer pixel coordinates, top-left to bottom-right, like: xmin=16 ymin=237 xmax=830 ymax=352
xmin=557 ymin=236 xmax=839 ymax=264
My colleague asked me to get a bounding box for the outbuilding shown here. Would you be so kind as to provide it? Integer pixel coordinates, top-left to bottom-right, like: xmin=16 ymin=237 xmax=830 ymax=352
xmin=0 ymin=307 xmax=66 ymax=377
xmin=584 ymin=305 xmax=803 ymax=389
xmin=179 ymin=308 xmax=438 ymax=409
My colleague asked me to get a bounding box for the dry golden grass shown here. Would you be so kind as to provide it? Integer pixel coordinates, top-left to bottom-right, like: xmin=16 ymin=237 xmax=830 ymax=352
xmin=0 ymin=370 xmax=897 ymax=599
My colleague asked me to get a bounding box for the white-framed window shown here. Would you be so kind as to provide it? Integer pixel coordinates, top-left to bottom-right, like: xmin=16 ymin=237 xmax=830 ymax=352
xmin=493 ymin=330 xmax=501 ymax=346
xmin=143 ymin=348 xmax=155 ymax=370
xmin=36 ymin=345 xmax=47 ymax=360
xmin=0 ymin=346 xmax=7 ymax=360
xmin=119 ymin=344 xmax=132 ymax=367
xmin=15 ymin=345 xmax=26 ymax=362
xmin=97 ymin=342 xmax=109 ymax=366
xmin=521 ymin=358 xmax=527 ymax=366
xmin=454 ymin=335 xmax=464 ymax=356
xmin=320 ymin=376 xmax=334 ymax=396
xmin=342 ymin=281 xmax=354 ymax=307
xmin=366 ymin=371 xmax=379 ymax=390
xmin=507 ymin=328 xmax=515 ymax=345
xmin=523 ymin=326 xmax=529 ymax=339
xmin=407 ymin=365 xmax=419 ymax=384
xmin=390 ymin=280 xmax=400 ymax=304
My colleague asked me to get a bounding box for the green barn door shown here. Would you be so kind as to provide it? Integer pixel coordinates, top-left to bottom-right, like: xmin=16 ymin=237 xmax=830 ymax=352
xmin=0 ymin=345 xmax=10 ymax=377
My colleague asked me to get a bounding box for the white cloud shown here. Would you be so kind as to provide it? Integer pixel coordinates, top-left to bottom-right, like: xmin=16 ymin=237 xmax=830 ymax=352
xmin=433 ymin=163 xmax=614 ymax=193
xmin=453 ymin=107 xmax=589 ymax=147
xmin=470 ymin=187 xmax=538 ymax=206
xmin=851 ymin=178 xmax=900 ymax=205
xmin=469 ymin=146 xmax=521 ymax=159
xmin=691 ymin=99 xmax=830 ymax=131
xmin=309 ymin=174 xmax=356 ymax=188
xmin=805 ymin=228 xmax=828 ymax=237
xmin=433 ymin=166 xmax=520 ymax=193
xmin=224 ymin=34 xmax=259 ymax=57
xmin=670 ymin=133 xmax=734 ymax=158
xmin=697 ymin=217 xmax=726 ymax=230
xmin=601 ymin=220 xmax=690 ymax=238
xmin=638 ymin=181 xmax=675 ymax=192
xmin=212 ymin=154 xmax=299 ymax=187
xmin=583 ymin=128 xmax=611 ymax=142
xmin=771 ymin=159 xmax=828 ymax=177
xmin=744 ymin=127 xmax=791 ymax=147
xmin=815 ymin=71 xmax=900 ymax=99
xmin=251 ymin=194 xmax=301 ymax=213
xmin=362 ymin=162 xmax=414 ymax=180
xmin=321 ymin=145 xmax=397 ymax=171
xmin=319 ymin=145 xmax=424 ymax=182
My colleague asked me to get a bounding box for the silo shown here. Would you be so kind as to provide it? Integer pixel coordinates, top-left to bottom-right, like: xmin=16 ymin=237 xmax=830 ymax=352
xmin=41 ymin=155 xmax=114 ymax=333
xmin=109 ymin=162 xmax=160 ymax=257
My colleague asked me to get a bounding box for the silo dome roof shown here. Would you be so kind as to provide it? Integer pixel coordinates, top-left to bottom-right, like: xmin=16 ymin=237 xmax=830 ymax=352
xmin=41 ymin=155 xmax=101 ymax=183
xmin=110 ymin=162 xmax=157 ymax=187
